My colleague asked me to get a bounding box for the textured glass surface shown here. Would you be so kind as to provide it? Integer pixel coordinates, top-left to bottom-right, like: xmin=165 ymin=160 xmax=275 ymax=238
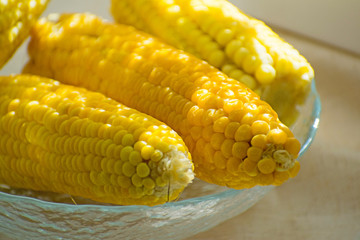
xmin=0 ymin=81 xmax=321 ymax=240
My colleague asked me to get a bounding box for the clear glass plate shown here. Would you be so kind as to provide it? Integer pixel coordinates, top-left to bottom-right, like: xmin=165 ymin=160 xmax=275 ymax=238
xmin=0 ymin=79 xmax=321 ymax=240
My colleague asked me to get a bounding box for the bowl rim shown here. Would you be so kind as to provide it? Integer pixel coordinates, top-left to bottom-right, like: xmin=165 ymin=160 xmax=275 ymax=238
xmin=0 ymin=80 xmax=321 ymax=212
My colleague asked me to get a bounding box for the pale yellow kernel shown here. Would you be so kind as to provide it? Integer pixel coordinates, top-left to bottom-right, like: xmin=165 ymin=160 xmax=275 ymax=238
xmin=221 ymin=64 xmax=236 ymax=75
xmin=188 ymin=125 xmax=202 ymax=141
xmin=114 ymin=160 xmax=123 ymax=175
xmin=239 ymin=74 xmax=256 ymax=89
xmin=136 ymin=162 xmax=150 ymax=178
xmin=234 ymin=124 xmax=252 ymax=142
xmin=247 ymin=147 xmax=263 ymax=162
xmin=113 ymin=130 xmax=127 ymax=145
xmin=243 ymin=54 xmax=261 ymax=74
xmin=258 ymin=173 xmax=274 ymax=185
xmin=156 ymin=176 xmax=167 ymax=187
xmin=285 ymin=138 xmax=301 ymax=157
xmin=120 ymin=146 xmax=133 ymax=161
xmin=122 ymin=133 xmax=135 ymax=146
xmin=208 ymin=50 xmax=225 ymax=68
xmin=129 ymin=151 xmax=142 ymax=166
xmin=273 ymin=170 xmax=291 ymax=185
xmin=216 ymin=28 xmax=234 ymax=46
xmin=242 ymin=158 xmax=258 ymax=176
xmin=141 ymin=145 xmax=155 ymax=160
xmin=156 ymin=141 xmax=170 ymax=153
xmin=203 ymin=143 xmax=215 ymax=163
xmin=150 ymin=149 xmax=163 ymax=162
xmin=134 ymin=140 xmax=147 ymax=152
xmin=228 ymin=69 xmax=244 ymax=81
xmin=117 ymin=175 xmax=132 ymax=188
xmin=258 ymin=158 xmax=276 ymax=174
xmin=255 ymin=64 xmax=276 ymax=85
xmin=234 ymin=47 xmax=249 ymax=67
xmin=226 ymin=157 xmax=241 ymax=174
xmin=232 ymin=142 xmax=249 ymax=159
xmin=131 ymin=174 xmax=143 ymax=187
xmin=251 ymin=120 xmax=270 ymax=135
xmin=224 ymin=122 xmax=241 ymax=139
xmin=210 ymin=133 xmax=225 ymax=150
xmin=267 ymin=129 xmax=288 ymax=145
xmin=122 ymin=162 xmax=135 ymax=177
xmin=213 ymin=116 xmax=230 ymax=133
xmin=214 ymin=151 xmax=227 ymax=169
xmin=142 ymin=177 xmax=155 ymax=189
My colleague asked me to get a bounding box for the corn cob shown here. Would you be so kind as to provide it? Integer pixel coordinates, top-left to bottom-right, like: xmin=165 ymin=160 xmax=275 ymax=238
xmin=0 ymin=74 xmax=194 ymax=206
xmin=0 ymin=0 xmax=49 ymax=69
xmin=24 ymin=13 xmax=301 ymax=189
xmin=110 ymin=0 xmax=314 ymax=125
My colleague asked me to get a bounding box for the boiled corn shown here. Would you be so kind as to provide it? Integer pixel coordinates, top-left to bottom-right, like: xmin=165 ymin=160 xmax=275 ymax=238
xmin=0 ymin=0 xmax=49 ymax=69
xmin=0 ymin=74 xmax=194 ymax=206
xmin=110 ymin=0 xmax=314 ymax=125
xmin=24 ymin=13 xmax=301 ymax=189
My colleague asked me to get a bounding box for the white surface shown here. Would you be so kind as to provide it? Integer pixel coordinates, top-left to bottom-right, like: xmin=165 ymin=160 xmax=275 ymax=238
xmin=230 ymin=0 xmax=360 ymax=55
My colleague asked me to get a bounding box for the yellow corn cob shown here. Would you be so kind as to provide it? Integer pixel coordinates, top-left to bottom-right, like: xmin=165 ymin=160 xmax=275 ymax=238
xmin=0 ymin=74 xmax=194 ymax=206
xmin=110 ymin=0 xmax=314 ymax=125
xmin=0 ymin=0 xmax=49 ymax=69
xmin=24 ymin=13 xmax=301 ymax=189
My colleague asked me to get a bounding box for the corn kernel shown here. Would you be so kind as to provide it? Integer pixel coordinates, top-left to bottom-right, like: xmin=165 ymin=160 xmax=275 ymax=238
xmin=257 ymin=157 xmax=276 ymax=174
xmin=232 ymin=142 xmax=249 ymax=159
xmin=267 ymin=128 xmax=287 ymax=145
xmin=251 ymin=120 xmax=270 ymax=135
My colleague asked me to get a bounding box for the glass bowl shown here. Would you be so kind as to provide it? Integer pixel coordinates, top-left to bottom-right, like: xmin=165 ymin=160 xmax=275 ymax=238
xmin=0 ymin=1 xmax=321 ymax=239
xmin=0 ymin=80 xmax=321 ymax=240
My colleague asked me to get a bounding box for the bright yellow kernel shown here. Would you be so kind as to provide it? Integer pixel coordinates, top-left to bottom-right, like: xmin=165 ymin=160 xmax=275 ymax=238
xmin=213 ymin=116 xmax=230 ymax=133
xmin=241 ymin=112 xmax=256 ymax=125
xmin=251 ymin=120 xmax=270 ymax=135
xmin=255 ymin=64 xmax=276 ymax=85
xmin=251 ymin=134 xmax=267 ymax=149
xmin=214 ymin=151 xmax=226 ymax=169
xmin=232 ymin=142 xmax=249 ymax=159
xmin=120 ymin=146 xmax=133 ymax=161
xmin=267 ymin=129 xmax=288 ymax=144
xmin=258 ymin=158 xmax=276 ymax=174
xmin=220 ymin=139 xmax=235 ymax=158
xmin=223 ymin=99 xmax=243 ymax=114
xmin=142 ymin=177 xmax=155 ymax=189
xmin=224 ymin=122 xmax=241 ymax=139
xmin=122 ymin=133 xmax=135 ymax=146
xmin=210 ymin=133 xmax=225 ymax=150
xmin=234 ymin=124 xmax=252 ymax=142
xmin=140 ymin=145 xmax=155 ymax=160
xmin=156 ymin=141 xmax=170 ymax=153
xmin=247 ymin=146 xmax=263 ymax=162
xmin=285 ymin=137 xmax=301 ymax=157
xmin=233 ymin=47 xmax=249 ymax=67
xmin=216 ymin=28 xmax=234 ymax=46
xmin=150 ymin=149 xmax=163 ymax=162
xmin=129 ymin=151 xmax=142 ymax=166
xmin=136 ymin=162 xmax=150 ymax=178
xmin=122 ymin=162 xmax=135 ymax=177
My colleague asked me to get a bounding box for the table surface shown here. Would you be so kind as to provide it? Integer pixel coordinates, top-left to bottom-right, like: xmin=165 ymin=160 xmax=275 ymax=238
xmin=186 ymin=29 xmax=360 ymax=240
